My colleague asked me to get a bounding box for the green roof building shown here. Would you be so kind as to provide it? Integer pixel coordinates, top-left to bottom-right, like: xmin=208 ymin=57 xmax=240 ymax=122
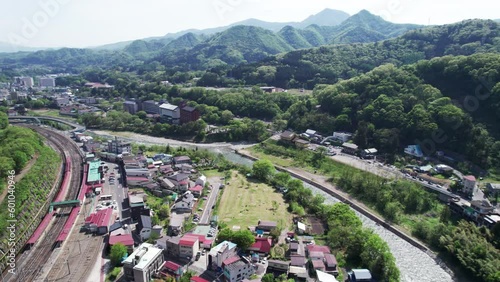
xmin=87 ymin=160 xmax=101 ymax=183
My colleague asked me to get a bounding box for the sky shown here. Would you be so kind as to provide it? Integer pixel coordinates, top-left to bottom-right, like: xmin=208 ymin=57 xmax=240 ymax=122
xmin=0 ymin=0 xmax=498 ymax=48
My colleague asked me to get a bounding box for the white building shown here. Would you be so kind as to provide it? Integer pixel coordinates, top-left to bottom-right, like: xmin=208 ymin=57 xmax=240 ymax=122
xmin=20 ymin=77 xmax=34 ymax=87
xmin=123 ymin=243 xmax=164 ymax=282
xmin=332 ymin=132 xmax=353 ymax=143
xmin=39 ymin=77 xmax=56 ymax=88
xmin=208 ymin=241 xmax=238 ymax=270
xmin=159 ymin=103 xmax=180 ymax=123
xmin=195 ymin=175 xmax=207 ymax=187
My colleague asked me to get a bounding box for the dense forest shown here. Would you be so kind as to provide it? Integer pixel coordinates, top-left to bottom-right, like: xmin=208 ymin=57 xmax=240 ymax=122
xmin=230 ymin=19 xmax=500 ymax=88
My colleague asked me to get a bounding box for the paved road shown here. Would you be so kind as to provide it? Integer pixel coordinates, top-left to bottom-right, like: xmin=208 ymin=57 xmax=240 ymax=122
xmin=200 ymin=178 xmax=221 ymax=224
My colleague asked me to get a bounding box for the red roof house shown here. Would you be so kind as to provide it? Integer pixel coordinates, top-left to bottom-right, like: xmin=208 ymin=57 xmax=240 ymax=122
xmin=248 ymin=237 xmax=273 ymax=254
xmin=306 ymin=245 xmax=331 ymax=254
xmin=223 ymin=256 xmax=240 ymax=266
xmin=189 ymin=185 xmax=203 ymax=194
xmin=109 ymin=234 xmax=134 ymax=247
xmin=179 ymin=235 xmax=198 ymax=247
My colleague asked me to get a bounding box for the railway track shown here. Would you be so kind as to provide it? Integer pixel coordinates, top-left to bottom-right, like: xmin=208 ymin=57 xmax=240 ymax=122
xmin=9 ymin=126 xmax=83 ymax=282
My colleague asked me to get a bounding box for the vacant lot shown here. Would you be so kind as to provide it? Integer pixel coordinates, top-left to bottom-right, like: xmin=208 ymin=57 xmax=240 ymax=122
xmin=218 ymin=171 xmax=292 ymax=230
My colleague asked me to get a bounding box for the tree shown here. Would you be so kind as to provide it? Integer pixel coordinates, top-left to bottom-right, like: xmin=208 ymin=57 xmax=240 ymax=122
xmin=110 ymin=243 xmax=127 ymax=266
xmin=232 ymin=230 xmax=255 ymax=250
xmin=262 ymin=273 xmax=275 ymax=282
xmin=252 ymin=159 xmax=275 ymax=182
xmin=0 ymin=112 xmax=8 ymax=129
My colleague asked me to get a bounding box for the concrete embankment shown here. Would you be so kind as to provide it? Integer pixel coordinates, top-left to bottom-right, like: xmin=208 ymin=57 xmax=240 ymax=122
xmin=234 ymin=150 xmax=431 ymax=253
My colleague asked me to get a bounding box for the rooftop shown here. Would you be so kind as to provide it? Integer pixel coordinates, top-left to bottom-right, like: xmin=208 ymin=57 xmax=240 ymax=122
xmin=342 ymin=142 xmax=358 ymax=150
xmin=290 ymin=255 xmax=306 ymax=267
xmin=223 ymin=256 xmax=240 ymax=266
xmin=464 ymin=175 xmax=477 ymax=182
xmin=160 ymin=103 xmax=179 ymax=111
xmin=225 ymin=259 xmax=247 ymax=272
xmin=209 ymin=241 xmax=237 ymax=256
xmin=139 ymin=215 xmax=152 ymax=229
xmin=352 ymin=269 xmax=372 ymax=280
xmin=163 ymin=260 xmax=181 ymax=272
xmin=85 ymin=208 xmax=112 ymax=228
xmin=312 ymin=260 xmax=325 ymax=269
xmin=324 ymin=253 xmax=337 ymax=267
xmin=87 ymin=160 xmax=101 ymax=183
xmin=191 ymin=276 xmax=210 ymax=282
xmin=258 ymin=220 xmax=277 ymax=227
xmin=179 ymin=235 xmax=199 ymax=247
xmin=316 ymin=270 xmax=339 ymax=282
xmin=248 ymin=237 xmax=272 ymax=253
xmin=123 ymin=243 xmax=163 ymax=270
xmin=109 ymin=234 xmax=134 ymax=246
xmin=182 ymin=106 xmax=197 ymax=112
xmin=189 ymin=185 xmax=203 ymax=192
xmin=307 ymin=245 xmax=331 ymax=254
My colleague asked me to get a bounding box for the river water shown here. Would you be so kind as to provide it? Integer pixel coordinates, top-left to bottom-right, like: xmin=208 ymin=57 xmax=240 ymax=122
xmin=90 ymin=130 xmax=455 ymax=282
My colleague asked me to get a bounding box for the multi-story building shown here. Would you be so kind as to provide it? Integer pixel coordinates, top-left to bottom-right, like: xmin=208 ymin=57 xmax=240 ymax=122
xmin=159 ymin=103 xmax=180 ymax=124
xmin=108 ymin=137 xmax=132 ymax=154
xmin=223 ymin=256 xmax=255 ymax=282
xmin=463 ymin=175 xmax=477 ymax=196
xmin=16 ymin=77 xmax=34 ymax=88
xmin=124 ymin=100 xmax=138 ymax=115
xmin=39 ymin=77 xmax=56 ymax=88
xmin=142 ymin=100 xmax=160 ymax=114
xmin=179 ymin=235 xmax=199 ymax=259
xmin=180 ymin=106 xmax=201 ymax=124
xmin=123 ymin=243 xmax=164 ymax=282
xmin=10 ymin=92 xmax=27 ymax=101
xmin=208 ymin=241 xmax=238 ymax=270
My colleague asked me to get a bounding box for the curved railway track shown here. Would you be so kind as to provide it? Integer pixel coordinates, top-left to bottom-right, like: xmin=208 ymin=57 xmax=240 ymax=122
xmin=10 ymin=126 xmax=83 ymax=282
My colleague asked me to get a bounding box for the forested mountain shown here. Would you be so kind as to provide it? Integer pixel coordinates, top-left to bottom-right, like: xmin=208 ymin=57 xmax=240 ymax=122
xmin=231 ymin=19 xmax=500 ymax=88
xmin=0 ymin=10 xmax=422 ymax=71
xmin=254 ymin=53 xmax=496 ymax=173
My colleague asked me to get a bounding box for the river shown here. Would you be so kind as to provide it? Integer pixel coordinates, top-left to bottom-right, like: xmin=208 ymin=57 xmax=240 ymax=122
xmin=90 ymin=130 xmax=455 ymax=282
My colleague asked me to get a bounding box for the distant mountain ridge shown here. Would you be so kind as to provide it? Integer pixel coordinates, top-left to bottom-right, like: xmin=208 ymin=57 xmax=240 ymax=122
xmin=155 ymin=10 xmax=423 ymax=69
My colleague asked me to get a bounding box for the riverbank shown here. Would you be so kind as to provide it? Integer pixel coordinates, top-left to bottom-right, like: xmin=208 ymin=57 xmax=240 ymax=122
xmin=89 ymin=130 xmax=257 ymax=150
xmin=235 ymin=148 xmax=457 ymax=280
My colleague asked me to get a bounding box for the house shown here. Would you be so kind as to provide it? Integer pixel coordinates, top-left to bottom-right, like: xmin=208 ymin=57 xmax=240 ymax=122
xmin=248 ymin=237 xmax=273 ymax=255
xmin=160 ymin=165 xmax=175 ymax=176
xmin=434 ymin=164 xmax=454 ymax=175
xmin=294 ymin=138 xmax=310 ymax=149
xmin=280 ymin=131 xmax=296 ymax=142
xmin=84 ymin=208 xmax=112 ymax=234
xmin=316 ymin=270 xmax=339 ymax=282
xmin=125 ymin=168 xmax=151 ymax=178
xmin=470 ymin=200 xmax=495 ymax=214
xmin=342 ymin=143 xmax=358 ymax=155
xmin=324 ymin=253 xmax=338 ymax=275
xmin=142 ymin=100 xmax=160 ymax=114
xmin=137 ymin=215 xmax=153 ymax=241
xmin=290 ymin=255 xmax=306 ymax=267
xmin=289 ymin=242 xmax=300 ymax=256
xmin=222 ymin=256 xmax=255 ymax=282
xmin=311 ymin=259 xmax=326 ymax=271
xmin=305 ymin=129 xmax=317 ymax=137
xmin=309 ymin=251 xmax=325 ymax=260
xmin=306 ymin=245 xmax=331 ymax=256
xmin=167 ymin=217 xmax=183 ymax=236
xmin=179 ymin=235 xmax=200 ymax=259
xmin=173 ymin=192 xmax=194 ymax=213
xmin=160 ymin=261 xmax=183 ymax=281
xmin=360 ymin=148 xmax=378 ymax=159
xmin=332 ymin=132 xmax=352 ymax=143
xmin=124 ymin=101 xmax=138 ymax=114
xmin=208 ymin=241 xmax=238 ymax=270
xmin=257 ymin=220 xmax=277 ymax=231
xmin=127 ymin=176 xmax=151 ymax=187
xmin=486 ymin=183 xmax=500 ymax=195
xmin=189 ymin=185 xmax=203 ymax=197
xmin=174 ymin=156 xmax=192 ymax=165
xmin=196 ymin=175 xmax=207 ymax=187
xmin=404 ymin=144 xmax=424 ymax=158
xmin=167 ymin=173 xmax=190 ymax=192
xmin=463 ymin=175 xmax=477 ymax=196
xmin=297 ymin=222 xmax=306 ymax=235
xmin=180 ymin=106 xmax=201 ymax=124
xmin=123 ymin=243 xmax=164 ymax=282
xmin=109 ymin=234 xmax=135 ymax=253
xmin=161 ymin=178 xmax=176 ymax=190
xmin=267 ymin=259 xmax=290 ymax=274
xmin=157 ymin=236 xmax=180 ymax=257
xmin=348 ymin=269 xmax=372 ymax=282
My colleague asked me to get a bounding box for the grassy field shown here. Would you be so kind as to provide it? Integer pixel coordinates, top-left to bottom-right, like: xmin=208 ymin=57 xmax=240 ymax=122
xmin=218 ymin=171 xmax=293 ymax=230
xmin=30 ymin=109 xmax=77 ymax=120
